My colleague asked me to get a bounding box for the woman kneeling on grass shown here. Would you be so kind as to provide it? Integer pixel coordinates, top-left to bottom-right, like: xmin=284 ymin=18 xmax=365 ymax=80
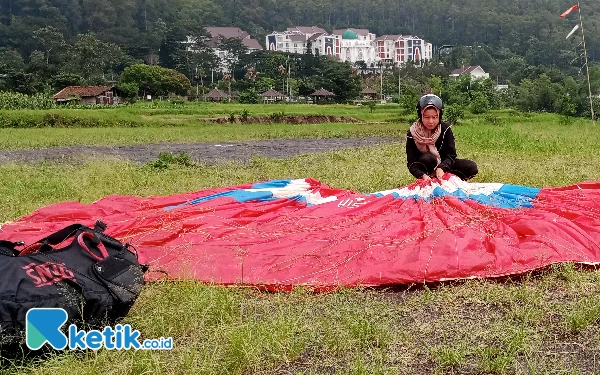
xmin=406 ymin=94 xmax=478 ymax=181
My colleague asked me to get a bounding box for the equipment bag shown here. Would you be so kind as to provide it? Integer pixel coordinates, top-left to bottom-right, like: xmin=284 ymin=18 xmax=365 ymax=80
xmin=0 ymin=221 xmax=146 ymax=352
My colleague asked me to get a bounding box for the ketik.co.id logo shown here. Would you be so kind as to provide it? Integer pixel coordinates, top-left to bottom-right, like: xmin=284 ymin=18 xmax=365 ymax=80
xmin=26 ymin=308 xmax=173 ymax=351
xmin=23 ymin=261 xmax=76 ymax=287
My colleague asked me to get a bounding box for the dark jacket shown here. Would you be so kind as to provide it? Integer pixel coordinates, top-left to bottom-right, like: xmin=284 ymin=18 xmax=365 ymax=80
xmin=406 ymin=121 xmax=456 ymax=178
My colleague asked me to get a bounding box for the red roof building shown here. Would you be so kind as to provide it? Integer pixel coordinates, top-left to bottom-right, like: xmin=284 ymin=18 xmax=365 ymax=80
xmin=204 ymin=27 xmax=263 ymax=51
xmin=52 ymin=86 xmax=123 ymax=105
xmin=450 ymin=65 xmax=490 ymax=79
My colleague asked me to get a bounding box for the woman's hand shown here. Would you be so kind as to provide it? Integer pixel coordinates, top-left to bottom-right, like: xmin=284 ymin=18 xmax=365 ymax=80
xmin=435 ymin=168 xmax=445 ymax=179
xmin=421 ymin=174 xmax=432 ymax=181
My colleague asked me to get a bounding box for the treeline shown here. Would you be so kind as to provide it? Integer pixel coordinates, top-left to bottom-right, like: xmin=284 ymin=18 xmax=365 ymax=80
xmin=3 ymin=0 xmax=600 ymax=54
xmin=0 ymin=0 xmax=599 ymax=118
xmin=1 ymin=0 xmax=598 ymax=70
xmin=389 ymin=64 xmax=600 ymax=119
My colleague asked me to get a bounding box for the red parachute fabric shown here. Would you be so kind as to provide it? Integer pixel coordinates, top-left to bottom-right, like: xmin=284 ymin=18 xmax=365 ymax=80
xmin=1 ymin=175 xmax=600 ymax=290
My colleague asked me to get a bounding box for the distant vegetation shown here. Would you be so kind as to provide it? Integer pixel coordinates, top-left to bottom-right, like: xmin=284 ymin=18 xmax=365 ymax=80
xmin=0 ymin=0 xmax=599 ymax=117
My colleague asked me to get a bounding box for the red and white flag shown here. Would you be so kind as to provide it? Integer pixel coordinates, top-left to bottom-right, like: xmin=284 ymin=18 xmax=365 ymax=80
xmin=566 ymin=24 xmax=579 ymax=38
xmin=560 ymin=4 xmax=578 ymax=18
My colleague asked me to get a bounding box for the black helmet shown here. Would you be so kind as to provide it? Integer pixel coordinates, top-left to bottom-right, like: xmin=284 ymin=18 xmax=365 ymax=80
xmin=416 ymin=94 xmax=444 ymax=121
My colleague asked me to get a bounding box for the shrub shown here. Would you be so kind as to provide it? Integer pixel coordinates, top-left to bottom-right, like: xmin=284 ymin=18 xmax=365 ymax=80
xmin=169 ymin=97 xmax=185 ymax=106
xmin=238 ymin=89 xmax=259 ymax=104
xmin=444 ymin=105 xmax=465 ymax=125
xmin=367 ymin=101 xmax=376 ymax=113
xmin=558 ymin=95 xmax=577 ymax=125
xmin=240 ymin=109 xmax=250 ymax=122
xmin=145 ymin=152 xmax=195 ymax=169
xmin=470 ymin=92 xmax=490 ymax=114
xmin=270 ymin=111 xmax=285 ymax=122
xmin=0 ymin=113 xmax=142 ymax=128
xmin=559 ymin=115 xmax=576 ymax=126
xmin=482 ymin=114 xmax=504 ymax=125
xmin=0 ymin=92 xmax=56 ymax=110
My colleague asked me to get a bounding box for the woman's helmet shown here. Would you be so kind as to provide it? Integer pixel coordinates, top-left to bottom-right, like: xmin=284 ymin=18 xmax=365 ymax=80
xmin=416 ymin=94 xmax=444 ymax=121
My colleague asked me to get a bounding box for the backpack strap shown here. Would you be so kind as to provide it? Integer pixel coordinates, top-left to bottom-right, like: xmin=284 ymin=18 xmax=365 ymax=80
xmin=30 ymin=221 xmax=108 ymax=247
xmin=0 ymin=240 xmax=23 ymax=256
xmin=18 ymin=223 xmax=94 ymax=256
xmin=36 ymin=224 xmax=88 ymax=246
xmin=18 ymin=223 xmax=85 ymax=255
xmin=17 ymin=221 xmax=123 ymax=258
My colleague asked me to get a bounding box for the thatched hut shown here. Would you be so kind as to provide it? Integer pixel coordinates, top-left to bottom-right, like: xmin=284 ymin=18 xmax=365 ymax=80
xmin=309 ymin=88 xmax=335 ymax=103
xmin=260 ymin=89 xmax=285 ymax=103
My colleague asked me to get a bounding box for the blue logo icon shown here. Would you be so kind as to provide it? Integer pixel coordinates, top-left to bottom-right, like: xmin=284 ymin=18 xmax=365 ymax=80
xmin=26 ymin=308 xmax=68 ymax=350
xmin=25 ymin=308 xmax=172 ymax=351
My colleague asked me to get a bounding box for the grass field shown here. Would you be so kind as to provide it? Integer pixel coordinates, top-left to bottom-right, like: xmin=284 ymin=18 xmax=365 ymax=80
xmin=0 ymin=102 xmax=406 ymax=132
xmin=1 ymin=104 xmax=599 ymax=374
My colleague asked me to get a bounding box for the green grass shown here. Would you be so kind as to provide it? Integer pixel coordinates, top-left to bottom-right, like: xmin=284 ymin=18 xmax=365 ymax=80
xmin=0 ymin=102 xmax=411 ymax=150
xmin=0 ymin=102 xmax=407 ymax=130
xmin=7 ymin=271 xmax=600 ymax=374
xmin=1 ymin=106 xmax=599 ymax=374
xmin=0 ymin=122 xmax=403 ymax=150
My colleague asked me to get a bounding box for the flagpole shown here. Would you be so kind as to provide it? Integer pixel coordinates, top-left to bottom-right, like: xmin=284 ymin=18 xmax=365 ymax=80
xmin=577 ymin=1 xmax=595 ymax=122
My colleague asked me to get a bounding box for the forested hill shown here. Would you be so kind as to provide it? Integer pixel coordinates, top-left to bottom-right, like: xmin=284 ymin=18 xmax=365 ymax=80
xmin=1 ymin=0 xmax=599 ymax=64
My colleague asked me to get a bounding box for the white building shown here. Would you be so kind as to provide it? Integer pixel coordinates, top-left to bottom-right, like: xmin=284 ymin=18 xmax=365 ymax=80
xmin=332 ymin=29 xmax=377 ymax=66
xmin=450 ymin=65 xmax=490 ymax=79
xmin=186 ymin=27 xmax=263 ymax=72
xmin=267 ymin=26 xmax=433 ymax=67
xmin=265 ymin=26 xmax=327 ymax=54
xmin=311 ymin=33 xmax=336 ymax=57
xmin=374 ymin=35 xmax=433 ymax=66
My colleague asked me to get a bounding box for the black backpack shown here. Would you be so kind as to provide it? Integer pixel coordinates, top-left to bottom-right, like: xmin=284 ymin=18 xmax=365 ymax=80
xmin=0 ymin=221 xmax=146 ymax=354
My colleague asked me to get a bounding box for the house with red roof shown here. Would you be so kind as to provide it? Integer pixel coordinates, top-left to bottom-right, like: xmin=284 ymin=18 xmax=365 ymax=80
xmin=52 ymin=86 xmax=123 ymax=105
xmin=450 ymin=65 xmax=490 ymax=79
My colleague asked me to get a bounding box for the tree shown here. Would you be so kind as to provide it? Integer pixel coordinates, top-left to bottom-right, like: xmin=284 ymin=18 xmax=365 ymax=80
xmin=470 ymin=91 xmax=490 ymax=114
xmin=443 ymin=75 xmax=472 ymax=106
xmin=517 ymin=74 xmax=561 ymax=112
xmin=305 ymin=39 xmax=313 ymax=55
xmin=6 ymin=72 xmax=43 ymax=95
xmin=26 ymin=50 xmax=53 ymax=88
xmin=120 ymin=64 xmax=191 ymax=97
xmin=173 ymin=26 xmax=218 ymax=96
xmin=50 ymin=73 xmax=84 ymax=91
xmin=297 ymin=77 xmax=317 ymax=97
xmin=118 ymin=82 xmax=140 ymax=102
xmin=62 ymin=33 xmax=123 ymax=81
xmin=315 ymin=59 xmax=361 ymax=103
xmin=219 ymin=37 xmax=248 ymax=76
xmin=32 ymin=26 xmax=64 ymax=65
xmin=0 ymin=48 xmax=25 ymax=74
xmin=428 ymin=75 xmax=442 ymax=95
xmin=238 ymin=88 xmax=259 ymax=104
xmin=159 ymin=67 xmax=193 ymax=96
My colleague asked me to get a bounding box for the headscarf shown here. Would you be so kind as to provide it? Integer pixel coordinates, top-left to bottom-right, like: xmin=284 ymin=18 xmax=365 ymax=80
xmin=409 ymin=119 xmax=441 ymax=164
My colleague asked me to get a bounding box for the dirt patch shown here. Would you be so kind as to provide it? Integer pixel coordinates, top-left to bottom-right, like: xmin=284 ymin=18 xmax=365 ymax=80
xmin=0 ymin=137 xmax=403 ymax=165
xmin=209 ymin=115 xmax=362 ymax=124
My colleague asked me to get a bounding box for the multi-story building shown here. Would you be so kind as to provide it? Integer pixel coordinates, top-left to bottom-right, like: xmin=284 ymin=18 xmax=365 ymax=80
xmin=267 ymin=26 xmax=432 ymax=67
xmin=186 ymin=27 xmax=263 ymax=72
xmin=311 ymin=33 xmax=336 ymax=57
xmin=332 ymin=29 xmax=377 ymax=66
xmin=266 ymin=26 xmax=328 ymax=55
xmin=374 ymin=35 xmax=433 ymax=66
